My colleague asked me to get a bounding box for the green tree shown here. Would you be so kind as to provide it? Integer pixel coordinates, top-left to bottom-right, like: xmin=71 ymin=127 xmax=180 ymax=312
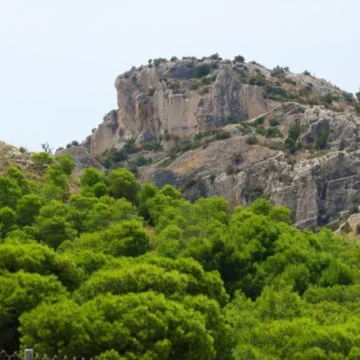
xmin=0 ymin=271 xmax=67 ymax=350
xmin=0 ymin=177 xmax=22 ymax=209
xmin=0 ymin=241 xmax=80 ymax=291
xmin=31 ymin=152 xmax=53 ymax=169
xmin=81 ymin=167 xmax=108 ymax=187
xmin=16 ymin=194 xmax=43 ymax=226
xmin=137 ymin=182 xmax=158 ymax=220
xmin=37 ymin=216 xmax=77 ymax=249
xmin=7 ymin=167 xmax=29 ymax=194
xmin=156 ymin=225 xmax=183 ymax=258
xmin=104 ymin=220 xmax=150 ymax=257
xmin=108 ymin=168 xmax=139 ymax=203
xmin=53 ymin=154 xmax=76 ymax=175
xmin=0 ymin=207 xmax=16 ymax=237
xmin=20 ymin=292 xmax=218 ymax=359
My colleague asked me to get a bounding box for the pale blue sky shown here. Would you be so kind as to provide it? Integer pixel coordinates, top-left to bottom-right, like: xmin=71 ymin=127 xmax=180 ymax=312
xmin=0 ymin=0 xmax=359 ymax=151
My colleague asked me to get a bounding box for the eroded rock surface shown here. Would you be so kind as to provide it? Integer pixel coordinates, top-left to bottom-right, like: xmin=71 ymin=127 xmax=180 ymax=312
xmin=77 ymin=57 xmax=360 ymax=228
xmin=141 ymin=104 xmax=360 ymax=228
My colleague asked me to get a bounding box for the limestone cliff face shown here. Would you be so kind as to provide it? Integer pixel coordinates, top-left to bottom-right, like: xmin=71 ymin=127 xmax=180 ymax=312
xmin=79 ymin=56 xmax=359 ymax=228
xmin=86 ymin=57 xmax=354 ymax=156
xmin=140 ymin=104 xmax=360 ymax=228
xmin=87 ymin=63 xmax=271 ymax=155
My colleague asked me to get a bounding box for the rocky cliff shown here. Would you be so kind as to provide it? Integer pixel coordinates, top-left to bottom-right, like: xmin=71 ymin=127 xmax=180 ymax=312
xmin=85 ymin=56 xmax=355 ymax=155
xmin=75 ymin=55 xmax=360 ymax=228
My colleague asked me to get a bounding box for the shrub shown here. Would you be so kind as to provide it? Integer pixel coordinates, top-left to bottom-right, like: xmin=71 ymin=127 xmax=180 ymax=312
xmin=285 ymin=124 xmax=301 ymax=153
xmin=357 ymin=223 xmax=360 ymax=234
xmin=269 ymin=141 xmax=287 ymax=151
xmin=169 ymin=129 xmax=230 ymax=154
xmin=136 ymin=156 xmax=150 ymax=167
xmin=256 ymin=127 xmax=266 ymax=136
xmin=249 ymin=72 xmax=266 ymax=86
xmin=98 ymin=148 xmax=128 ymax=169
xmin=255 ymin=116 xmax=265 ymax=126
xmin=170 ymin=56 xmax=178 ymax=62
xmin=234 ymin=55 xmax=245 ymax=63
xmin=356 ymin=104 xmax=360 ymax=114
xmin=232 ymin=152 xmax=244 ymax=165
xmin=169 ymin=81 xmax=181 ymax=91
xmin=342 ymin=222 xmax=351 ymax=233
xmin=141 ymin=142 xmax=162 ymax=152
xmin=265 ymin=127 xmax=282 ymax=138
xmin=315 ymin=130 xmax=329 ymax=150
xmin=288 ymin=124 xmax=301 ymax=141
xmin=199 ymin=87 xmax=210 ymax=95
xmin=225 ymin=114 xmax=236 ymax=125
xmin=123 ymin=138 xmax=138 ymax=154
xmin=92 ymin=128 xmax=96 ymax=133
xmin=303 ymin=70 xmax=311 ymax=76
xmin=153 ymin=58 xmax=167 ymax=67
xmin=215 ymin=130 xmax=231 ymax=140
xmin=269 ymin=117 xmax=281 ymax=126
xmin=170 ymin=140 xmax=198 ymax=154
xmin=210 ymin=53 xmax=220 ymax=60
xmin=342 ymin=91 xmax=355 ymax=104
xmin=356 ymin=90 xmax=360 ymax=102
xmin=246 ymin=135 xmax=258 ymax=145
xmin=195 ymin=64 xmax=211 ymax=78
xmin=323 ymin=93 xmax=334 ymax=104
xmin=225 ymin=164 xmax=235 ymax=175
xmin=71 ymin=140 xmax=79 ymax=146
xmin=201 ymin=76 xmax=214 ymax=85
xmin=271 ymin=66 xmax=289 ymax=77
xmin=264 ymin=85 xmax=297 ymax=100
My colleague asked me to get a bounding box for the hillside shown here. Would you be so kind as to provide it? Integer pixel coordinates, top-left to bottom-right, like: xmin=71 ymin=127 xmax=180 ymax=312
xmin=2 ymin=150 xmax=360 ymax=359
xmin=61 ymin=55 xmax=360 ymax=229
xmin=0 ymin=142 xmax=32 ymax=175
xmin=84 ymin=55 xmax=357 ymax=155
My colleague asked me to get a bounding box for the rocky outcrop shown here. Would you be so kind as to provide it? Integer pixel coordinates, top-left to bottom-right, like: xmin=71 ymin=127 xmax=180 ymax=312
xmin=56 ymin=145 xmax=104 ymax=172
xmin=86 ymin=61 xmax=272 ymax=155
xmin=0 ymin=141 xmax=32 ymax=175
xmin=85 ymin=57 xmax=355 ymax=156
xmin=140 ymin=104 xmax=360 ymax=228
xmin=77 ymin=56 xmax=359 ymax=228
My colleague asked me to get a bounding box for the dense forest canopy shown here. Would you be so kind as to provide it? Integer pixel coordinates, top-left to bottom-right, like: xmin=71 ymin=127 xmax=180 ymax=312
xmin=1 ymin=152 xmax=360 ymax=359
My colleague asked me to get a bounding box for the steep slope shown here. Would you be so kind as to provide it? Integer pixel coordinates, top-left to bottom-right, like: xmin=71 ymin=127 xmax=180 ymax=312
xmin=71 ymin=55 xmax=359 ymax=228
xmin=0 ymin=141 xmax=33 ymax=175
xmin=84 ymin=56 xmax=356 ymax=156
xmin=141 ymin=103 xmax=360 ymax=228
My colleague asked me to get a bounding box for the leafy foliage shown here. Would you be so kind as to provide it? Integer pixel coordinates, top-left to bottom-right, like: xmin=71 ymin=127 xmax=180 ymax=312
xmin=1 ymin=152 xmax=360 ymax=359
xmin=315 ymin=129 xmax=329 ymax=149
xmin=286 ymin=124 xmax=302 ymax=153
xmin=234 ymin=55 xmax=245 ymax=63
xmin=194 ymin=64 xmax=211 ymax=78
